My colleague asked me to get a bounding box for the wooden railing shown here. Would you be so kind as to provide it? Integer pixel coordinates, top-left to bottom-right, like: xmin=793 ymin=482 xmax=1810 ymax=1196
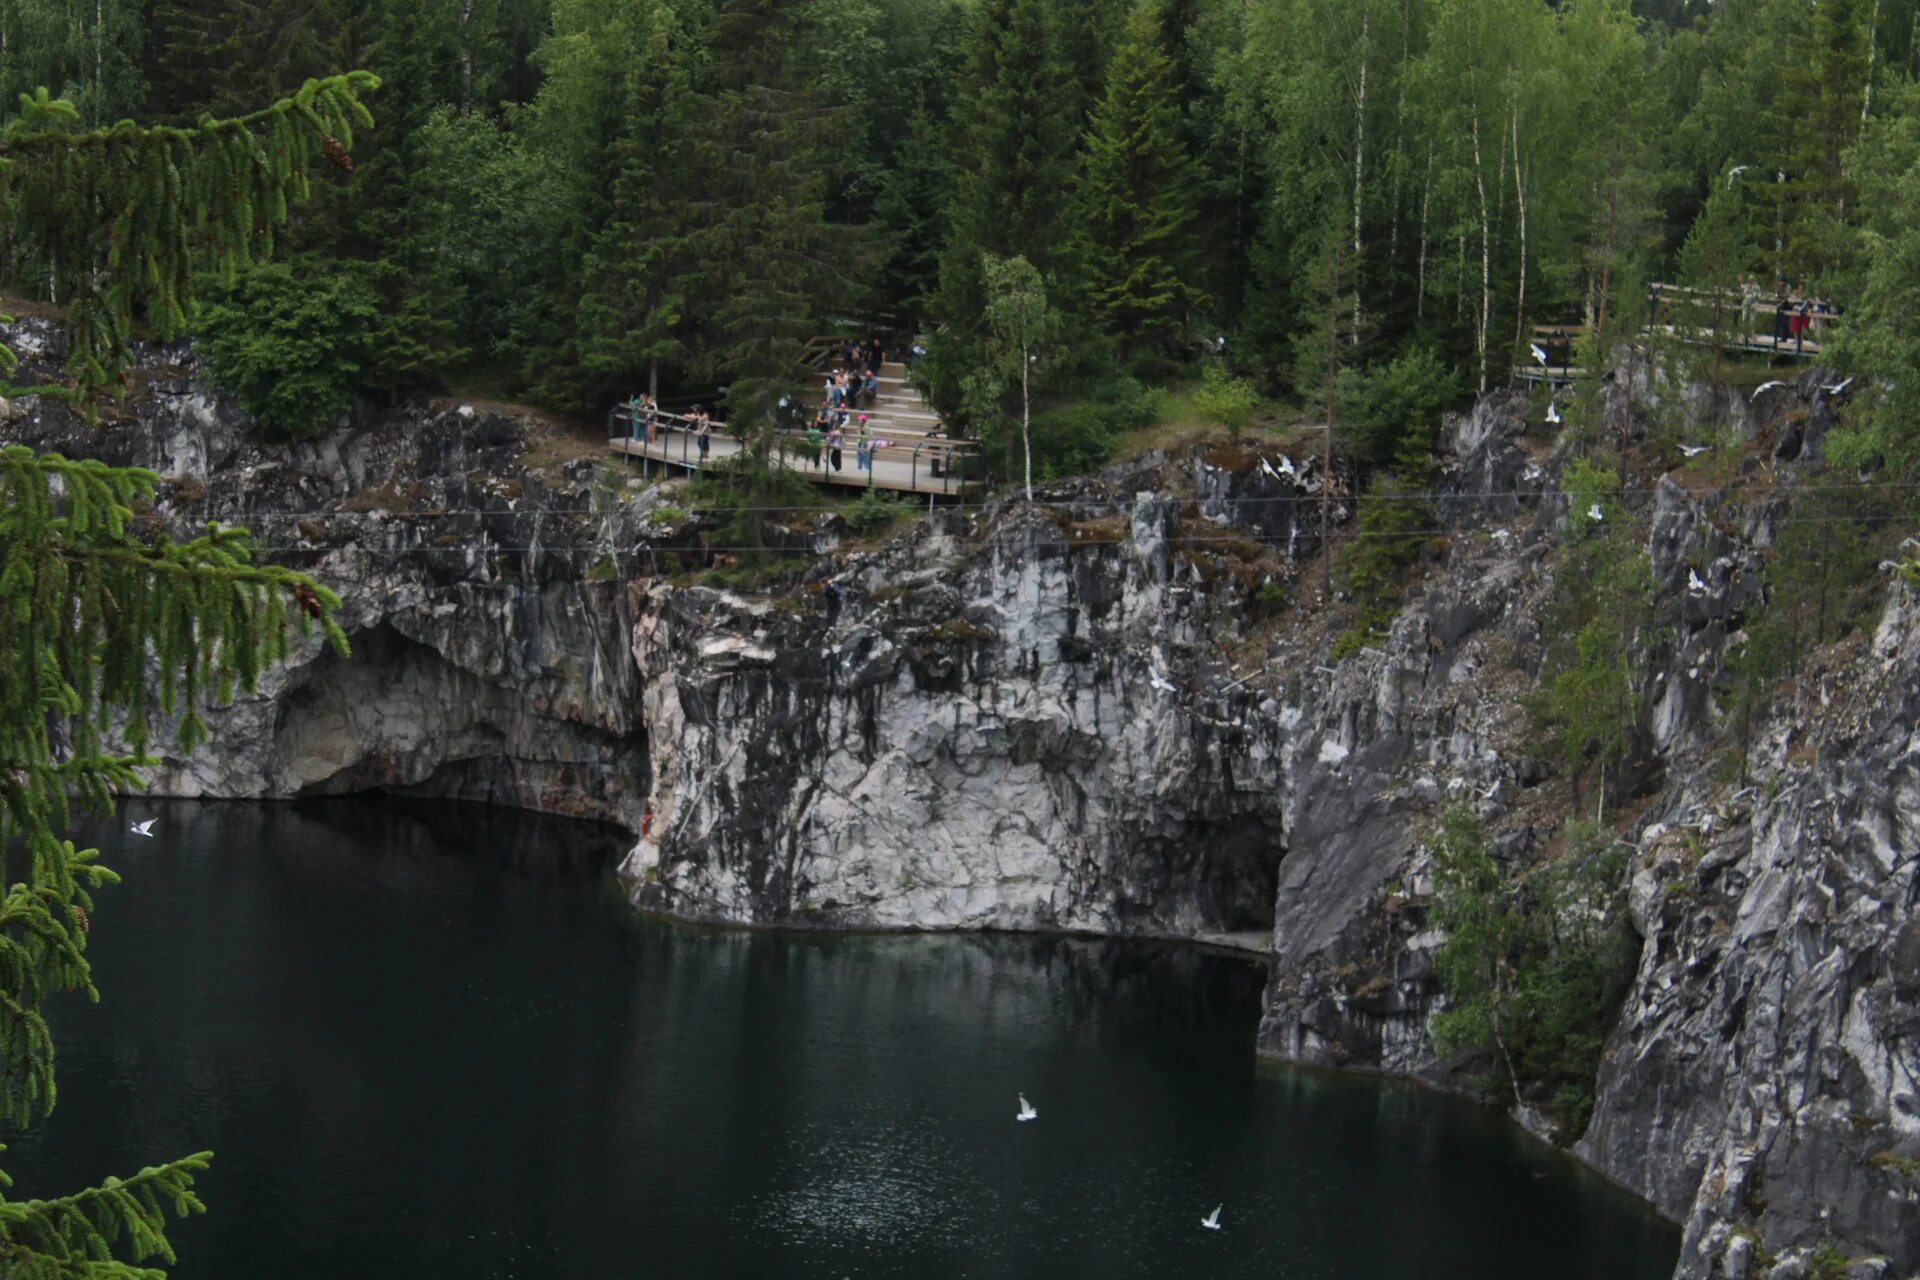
xmin=607 ymin=405 xmax=982 ymax=495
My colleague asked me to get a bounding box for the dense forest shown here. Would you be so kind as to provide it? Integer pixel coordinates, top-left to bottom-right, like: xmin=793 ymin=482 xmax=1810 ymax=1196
xmin=2 ymin=0 xmax=1919 ymax=471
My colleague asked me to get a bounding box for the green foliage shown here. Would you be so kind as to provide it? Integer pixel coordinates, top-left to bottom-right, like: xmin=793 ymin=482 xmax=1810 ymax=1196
xmin=0 ymin=70 xmax=379 ymax=398
xmin=1724 ymin=483 xmax=1892 ymax=779
xmin=1336 ymin=470 xmax=1430 ymax=653
xmin=1828 ymin=81 xmax=1920 ymax=476
xmin=921 ymin=0 xmax=1078 ymax=418
xmin=1807 ymin=1244 xmax=1855 ymax=1280
xmin=195 ymin=262 xmax=381 ymax=436
xmin=965 ymin=253 xmax=1057 ymax=497
xmin=0 ymin=446 xmax=347 ymax=1274
xmin=0 ymin=0 xmax=145 ymax=125
xmin=1770 ymin=0 xmax=1871 ymax=290
xmin=1337 ymin=346 xmax=1455 ymax=473
xmin=1073 ymin=0 xmax=1206 ymax=357
xmin=1024 ymin=376 xmax=1163 ymax=480
xmin=1535 ymin=457 xmax=1656 ymax=803
xmin=846 ymin=490 xmax=906 ymax=536
xmin=1430 ymin=807 xmax=1636 ymax=1138
xmin=1192 ymin=361 xmax=1258 ymax=437
xmin=1673 ymin=181 xmax=1753 ymax=391
xmin=683 ymin=464 xmax=821 ymax=552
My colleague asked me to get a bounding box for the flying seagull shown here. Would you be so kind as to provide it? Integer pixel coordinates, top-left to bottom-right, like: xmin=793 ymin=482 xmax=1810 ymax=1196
xmin=1545 ymin=402 xmax=1562 ymax=426
xmin=1149 ymin=669 xmax=1178 ymax=695
xmin=1753 ymin=380 xmax=1785 ymax=396
xmin=1017 ymin=1094 xmax=1038 ymax=1122
xmin=1202 ymin=1205 xmax=1223 ymax=1231
xmin=130 ymin=819 xmax=157 ymax=837
xmin=1587 ymin=503 xmax=1605 ymax=522
xmin=1680 ymin=443 xmax=1710 ymax=458
xmin=1726 ymin=164 xmax=1751 ymax=187
xmin=1530 ymin=343 xmax=1550 ymax=366
xmin=1823 ymin=377 xmax=1854 ymax=395
xmin=1688 ymin=568 xmax=1708 ymax=595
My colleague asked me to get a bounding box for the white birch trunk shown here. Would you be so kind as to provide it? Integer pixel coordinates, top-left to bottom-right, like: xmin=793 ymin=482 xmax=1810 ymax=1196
xmin=1351 ymin=10 xmax=1369 ymax=340
xmin=1416 ymin=142 xmax=1432 ymax=321
xmin=1021 ymin=348 xmax=1032 ymax=503
xmin=1511 ymin=99 xmax=1528 ymax=347
xmin=460 ymin=0 xmax=476 ymax=114
xmin=1471 ymin=103 xmax=1491 ymax=392
xmin=1865 ymin=0 xmax=1881 ymax=122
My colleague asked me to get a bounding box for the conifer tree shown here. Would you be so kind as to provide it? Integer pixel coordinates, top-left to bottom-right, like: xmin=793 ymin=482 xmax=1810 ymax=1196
xmin=0 ymin=70 xmax=378 ymax=396
xmin=1770 ymin=0 xmax=1872 ymax=289
xmin=1073 ymin=0 xmax=1206 ymax=357
xmin=573 ymin=0 xmax=696 ymax=405
xmin=923 ymin=0 xmax=1078 ymax=417
xmin=682 ymin=0 xmax=867 ymax=436
xmin=0 ymin=449 xmax=350 ymax=1276
xmin=0 ymin=0 xmax=146 ymax=124
xmin=1675 ymin=181 xmax=1752 ymax=392
xmin=0 ymin=75 xmax=366 ymax=1275
xmin=140 ymin=0 xmax=348 ymax=123
xmin=290 ymin=0 xmax=468 ymax=392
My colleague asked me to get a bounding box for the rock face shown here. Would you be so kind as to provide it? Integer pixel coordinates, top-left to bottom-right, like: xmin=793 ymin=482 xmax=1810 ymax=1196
xmin=8 ymin=330 xmax=1917 ymax=1278
xmin=3 ymin=338 xmax=655 ymax=829
xmin=627 ymin=490 xmax=1295 ymax=936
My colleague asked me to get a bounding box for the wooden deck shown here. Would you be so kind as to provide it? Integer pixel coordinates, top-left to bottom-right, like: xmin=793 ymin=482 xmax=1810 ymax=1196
xmin=609 ymin=425 xmax=986 ymax=497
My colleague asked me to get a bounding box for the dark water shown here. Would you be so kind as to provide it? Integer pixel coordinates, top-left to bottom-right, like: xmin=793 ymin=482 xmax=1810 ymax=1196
xmin=9 ymin=799 xmax=1679 ymax=1280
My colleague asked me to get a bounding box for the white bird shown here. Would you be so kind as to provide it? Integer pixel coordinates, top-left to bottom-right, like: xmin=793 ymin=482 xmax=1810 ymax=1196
xmin=1688 ymin=568 xmax=1708 ymax=595
xmin=1823 ymin=377 xmax=1853 ymax=395
xmin=1587 ymin=503 xmax=1605 ymax=522
xmin=1202 ymin=1205 xmax=1223 ymax=1231
xmin=130 ymin=819 xmax=157 ymax=837
xmin=1680 ymin=443 xmax=1710 ymax=458
xmin=1273 ymin=453 xmax=1299 ymax=480
xmin=1530 ymin=343 xmax=1550 ymax=366
xmin=1545 ymin=401 xmax=1562 ymax=426
xmin=1726 ymin=164 xmax=1751 ymax=187
xmin=1017 ymin=1094 xmax=1038 ymax=1122
xmin=1754 ymin=380 xmax=1785 ymax=396
xmin=1150 ymin=672 xmax=1178 ymax=695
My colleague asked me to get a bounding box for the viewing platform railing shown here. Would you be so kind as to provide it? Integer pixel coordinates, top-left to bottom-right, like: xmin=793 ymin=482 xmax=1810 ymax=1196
xmin=606 ymin=405 xmax=986 ymax=497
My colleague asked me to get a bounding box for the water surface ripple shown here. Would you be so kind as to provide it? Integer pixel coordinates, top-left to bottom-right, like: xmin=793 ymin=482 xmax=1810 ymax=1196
xmin=10 ymin=799 xmax=1680 ymax=1279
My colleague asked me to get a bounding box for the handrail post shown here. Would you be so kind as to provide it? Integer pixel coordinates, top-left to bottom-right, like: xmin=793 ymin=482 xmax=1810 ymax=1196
xmin=911 ymin=442 xmax=920 ymax=492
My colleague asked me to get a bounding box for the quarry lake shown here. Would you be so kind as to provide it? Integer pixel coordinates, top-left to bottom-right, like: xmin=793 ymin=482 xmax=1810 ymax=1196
xmin=11 ymin=799 xmax=1680 ymax=1280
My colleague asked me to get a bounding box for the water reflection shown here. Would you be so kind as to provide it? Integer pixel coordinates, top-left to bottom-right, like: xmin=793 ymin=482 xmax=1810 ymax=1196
xmin=8 ymin=798 xmax=1679 ymax=1280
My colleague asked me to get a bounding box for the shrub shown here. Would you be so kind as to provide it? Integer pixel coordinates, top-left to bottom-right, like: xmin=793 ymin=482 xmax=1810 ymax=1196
xmin=1430 ymin=808 xmax=1637 ymax=1140
xmin=1338 ymin=345 xmax=1456 ymax=471
xmin=1193 ymin=361 xmax=1260 ymax=437
xmin=846 ymin=490 xmax=905 ymax=536
xmin=195 ymin=260 xmax=381 ymax=437
xmin=1026 ymin=377 xmax=1165 ymax=479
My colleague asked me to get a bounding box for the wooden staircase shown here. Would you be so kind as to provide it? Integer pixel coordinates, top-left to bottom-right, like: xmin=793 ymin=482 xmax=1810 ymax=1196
xmin=841 ymin=361 xmax=946 ymax=440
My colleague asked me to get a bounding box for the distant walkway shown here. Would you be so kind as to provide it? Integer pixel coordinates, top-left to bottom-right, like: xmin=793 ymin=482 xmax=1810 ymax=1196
xmin=609 ymin=412 xmax=985 ymax=498
xmin=610 ymin=353 xmax=987 ymax=497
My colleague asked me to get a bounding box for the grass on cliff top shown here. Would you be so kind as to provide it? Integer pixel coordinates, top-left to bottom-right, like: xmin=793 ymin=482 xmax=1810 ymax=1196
xmin=1109 ymin=378 xmax=1326 ymax=466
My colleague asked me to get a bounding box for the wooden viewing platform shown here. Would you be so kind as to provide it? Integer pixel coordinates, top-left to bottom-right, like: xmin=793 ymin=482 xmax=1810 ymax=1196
xmin=609 ymin=354 xmax=989 ymax=497
xmin=1515 ymin=292 xmax=1834 ymax=391
xmin=608 ymin=408 xmax=986 ymax=497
